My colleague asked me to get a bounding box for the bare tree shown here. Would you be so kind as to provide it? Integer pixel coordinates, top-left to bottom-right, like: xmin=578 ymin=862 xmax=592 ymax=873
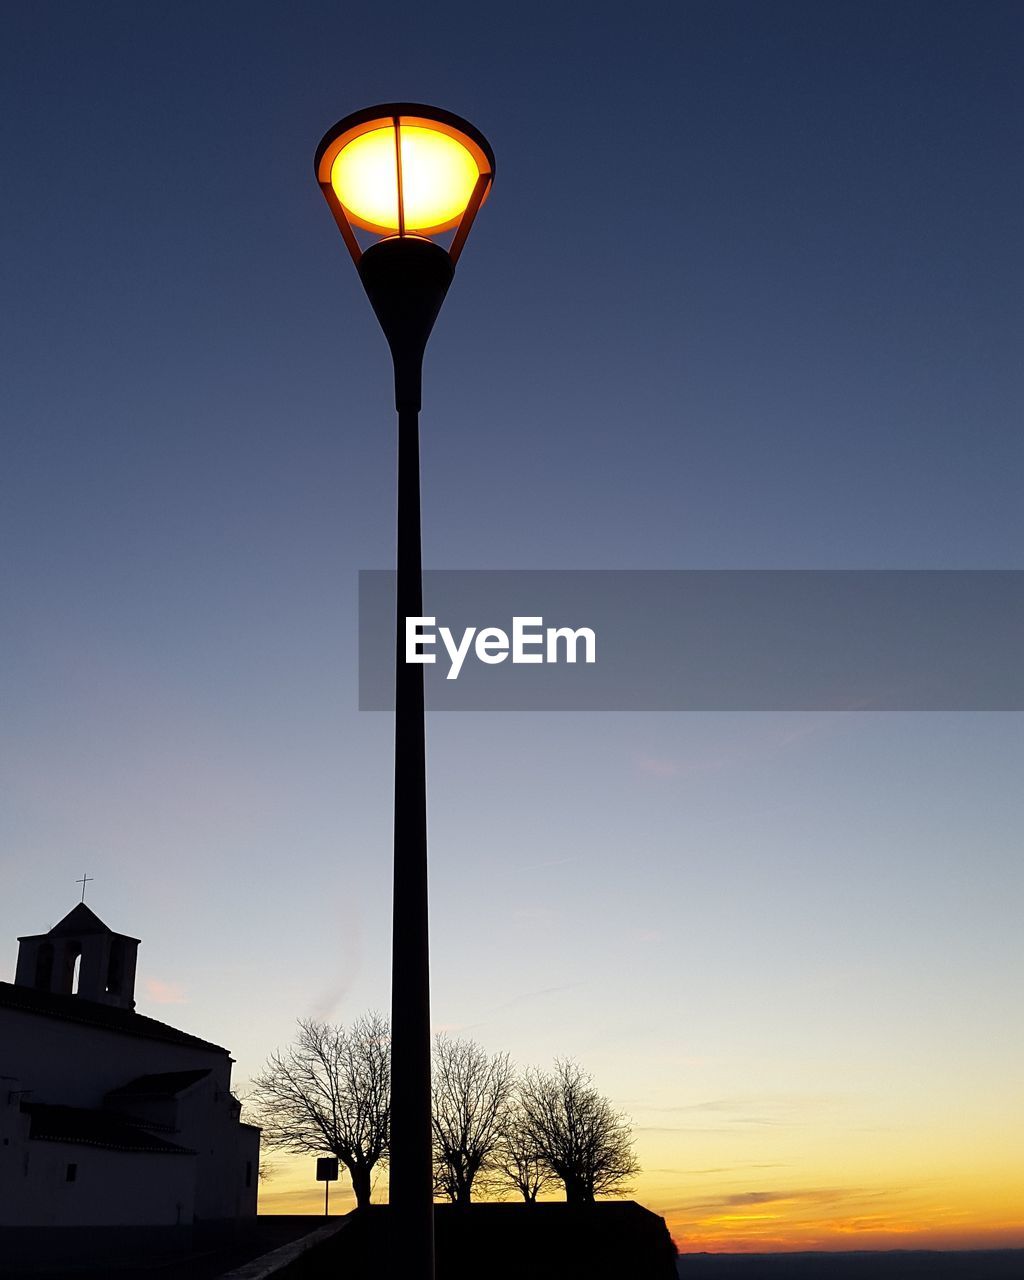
xmin=432 ymin=1035 xmax=516 ymax=1205
xmin=493 ymin=1103 xmax=553 ymax=1203
xmin=518 ymin=1059 xmax=639 ymax=1204
xmin=248 ymin=1013 xmax=389 ymax=1210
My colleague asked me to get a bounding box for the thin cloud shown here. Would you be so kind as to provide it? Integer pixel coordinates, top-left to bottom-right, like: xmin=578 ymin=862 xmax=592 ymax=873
xmin=631 ymin=1094 xmax=849 ymax=1132
xmin=660 ymin=1183 xmax=899 ymax=1217
xmin=641 ymin=1094 xmax=848 ymax=1115
xmin=633 ymin=717 xmax=846 ymax=783
xmin=304 ymin=902 xmax=361 ymax=1020
xmin=636 ymin=754 xmax=729 ymax=780
xmin=451 ymin=982 xmax=585 ymax=1032
xmin=144 ymin=978 xmax=187 ymax=1005
xmin=514 ymin=855 xmax=582 ymax=873
xmin=307 ymin=983 xmax=351 ymax=1022
xmin=634 ymin=1125 xmax=752 ymax=1136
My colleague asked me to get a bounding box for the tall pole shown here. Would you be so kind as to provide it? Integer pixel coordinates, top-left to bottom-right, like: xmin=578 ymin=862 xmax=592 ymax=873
xmin=390 ymin=400 xmax=433 ymax=1277
xmin=315 ymin=102 xmax=494 ymax=1280
xmin=358 ymin=235 xmax=453 ymax=1280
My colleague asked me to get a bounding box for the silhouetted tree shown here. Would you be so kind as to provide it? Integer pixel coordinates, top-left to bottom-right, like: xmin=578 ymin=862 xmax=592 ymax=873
xmin=432 ymin=1035 xmax=516 ymax=1205
xmin=248 ymin=1013 xmax=389 ymax=1210
xmin=518 ymin=1059 xmax=639 ymax=1204
xmin=493 ymin=1104 xmax=554 ymax=1203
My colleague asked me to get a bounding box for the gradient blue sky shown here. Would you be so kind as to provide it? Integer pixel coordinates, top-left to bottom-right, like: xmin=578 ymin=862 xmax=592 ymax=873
xmin=2 ymin=0 xmax=1021 ymax=1247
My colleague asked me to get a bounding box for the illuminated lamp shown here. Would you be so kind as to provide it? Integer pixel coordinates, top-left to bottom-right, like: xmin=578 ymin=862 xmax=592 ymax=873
xmin=315 ymin=104 xmax=495 ymax=407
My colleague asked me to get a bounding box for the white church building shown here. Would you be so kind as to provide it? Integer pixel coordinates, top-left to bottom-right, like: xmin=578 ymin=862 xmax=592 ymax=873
xmin=1 ymin=901 xmax=260 ymax=1232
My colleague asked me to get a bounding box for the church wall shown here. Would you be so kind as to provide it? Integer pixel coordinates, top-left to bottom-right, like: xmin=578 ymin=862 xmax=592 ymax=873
xmin=176 ymin=1082 xmax=260 ymax=1220
xmin=14 ymin=938 xmax=43 ymax=987
xmin=0 ymin=1085 xmax=32 ymax=1165
xmin=1 ymin=1139 xmax=197 ymax=1227
xmin=119 ymin=944 xmax=140 ymax=1009
xmin=237 ymin=1123 xmax=261 ymax=1216
xmin=0 ymin=1007 xmax=232 ymax=1107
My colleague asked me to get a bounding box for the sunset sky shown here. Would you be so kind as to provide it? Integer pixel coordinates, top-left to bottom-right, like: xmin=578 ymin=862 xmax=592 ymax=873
xmin=2 ymin=1 xmax=1021 ymax=1252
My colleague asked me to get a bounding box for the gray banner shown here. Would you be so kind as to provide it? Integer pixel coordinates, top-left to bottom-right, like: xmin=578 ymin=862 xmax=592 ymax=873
xmin=358 ymin=570 xmax=1023 ymax=711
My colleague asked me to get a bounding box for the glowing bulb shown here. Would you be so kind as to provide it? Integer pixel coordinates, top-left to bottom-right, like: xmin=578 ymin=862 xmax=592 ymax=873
xmin=330 ymin=124 xmax=481 ymax=235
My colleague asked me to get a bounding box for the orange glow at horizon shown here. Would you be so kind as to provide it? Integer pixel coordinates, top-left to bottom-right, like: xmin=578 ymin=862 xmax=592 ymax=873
xmin=636 ymin=1149 xmax=1024 ymax=1254
xmin=255 ymin=1063 xmax=1024 ymax=1254
xmin=650 ymin=1192 xmax=1024 ymax=1254
xmin=256 ymin=1154 xmax=1024 ymax=1254
xmin=330 ymin=124 xmax=481 ymax=235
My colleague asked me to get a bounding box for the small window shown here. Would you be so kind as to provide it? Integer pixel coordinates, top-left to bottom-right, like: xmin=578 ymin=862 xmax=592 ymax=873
xmin=66 ymin=1163 xmax=78 ymax=1183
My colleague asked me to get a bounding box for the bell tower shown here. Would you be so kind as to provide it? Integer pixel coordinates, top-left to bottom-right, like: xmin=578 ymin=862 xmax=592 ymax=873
xmin=14 ymin=903 xmax=140 ymax=1011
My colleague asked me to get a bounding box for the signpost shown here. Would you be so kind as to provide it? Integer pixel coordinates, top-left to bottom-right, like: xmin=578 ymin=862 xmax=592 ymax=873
xmin=316 ymin=1156 xmax=339 ymax=1218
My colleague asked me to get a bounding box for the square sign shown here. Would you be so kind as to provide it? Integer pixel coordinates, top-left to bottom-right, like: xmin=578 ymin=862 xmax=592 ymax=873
xmin=316 ymin=1156 xmax=339 ymax=1182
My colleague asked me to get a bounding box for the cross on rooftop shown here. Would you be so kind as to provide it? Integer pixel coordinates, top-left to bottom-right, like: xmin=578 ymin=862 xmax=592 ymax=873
xmin=75 ymin=873 xmax=94 ymax=903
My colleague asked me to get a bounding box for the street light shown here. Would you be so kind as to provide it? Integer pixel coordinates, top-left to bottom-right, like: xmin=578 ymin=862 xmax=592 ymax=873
xmin=314 ymin=105 xmax=495 ymax=1278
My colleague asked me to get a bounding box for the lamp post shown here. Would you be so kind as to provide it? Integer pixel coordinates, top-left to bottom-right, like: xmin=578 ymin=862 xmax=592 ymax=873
xmin=314 ymin=105 xmax=495 ymax=1278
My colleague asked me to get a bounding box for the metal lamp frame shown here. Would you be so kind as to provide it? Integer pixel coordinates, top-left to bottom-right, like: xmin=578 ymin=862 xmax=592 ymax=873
xmin=315 ymin=102 xmax=495 ymax=267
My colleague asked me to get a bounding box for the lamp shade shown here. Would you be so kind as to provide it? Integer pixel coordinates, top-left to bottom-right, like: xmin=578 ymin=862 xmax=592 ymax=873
xmin=315 ymin=105 xmax=495 ymax=263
